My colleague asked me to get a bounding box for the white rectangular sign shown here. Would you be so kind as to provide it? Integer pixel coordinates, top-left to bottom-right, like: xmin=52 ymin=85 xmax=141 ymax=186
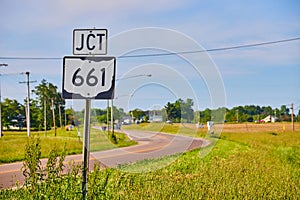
xmin=63 ymin=56 xmax=115 ymax=99
xmin=73 ymin=29 xmax=107 ymax=55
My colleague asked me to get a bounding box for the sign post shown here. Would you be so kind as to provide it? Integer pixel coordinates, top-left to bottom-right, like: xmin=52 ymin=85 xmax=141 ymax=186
xmin=82 ymin=99 xmax=91 ymax=198
xmin=63 ymin=28 xmax=114 ymax=199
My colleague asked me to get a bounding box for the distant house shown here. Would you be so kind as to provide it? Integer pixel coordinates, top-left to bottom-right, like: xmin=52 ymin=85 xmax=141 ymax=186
xmin=262 ymin=115 xmax=278 ymax=123
xmin=149 ymin=110 xmax=163 ymax=122
xmin=122 ymin=116 xmax=133 ymax=125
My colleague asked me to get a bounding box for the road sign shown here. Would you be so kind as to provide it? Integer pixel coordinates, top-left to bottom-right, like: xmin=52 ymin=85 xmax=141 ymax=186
xmin=73 ymin=29 xmax=107 ymax=55
xmin=68 ymin=28 xmax=114 ymax=199
xmin=63 ymin=56 xmax=116 ymax=99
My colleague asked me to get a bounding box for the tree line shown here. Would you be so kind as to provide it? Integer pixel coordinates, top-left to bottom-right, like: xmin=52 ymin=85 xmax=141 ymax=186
xmin=165 ymin=100 xmax=298 ymax=123
xmin=1 ymin=80 xmax=299 ymax=131
xmin=132 ymin=99 xmax=299 ymax=123
xmin=1 ymin=79 xmax=65 ymax=130
xmin=1 ymin=79 xmax=127 ymax=131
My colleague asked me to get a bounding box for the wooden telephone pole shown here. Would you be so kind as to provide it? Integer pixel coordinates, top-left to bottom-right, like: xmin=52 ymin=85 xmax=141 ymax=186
xmin=19 ymin=72 xmax=36 ymax=137
xmin=51 ymin=98 xmax=57 ymax=136
xmin=291 ymin=103 xmax=294 ymax=132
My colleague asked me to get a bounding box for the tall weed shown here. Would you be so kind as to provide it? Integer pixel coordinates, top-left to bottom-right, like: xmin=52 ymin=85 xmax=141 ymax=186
xmin=21 ymin=137 xmax=43 ymax=193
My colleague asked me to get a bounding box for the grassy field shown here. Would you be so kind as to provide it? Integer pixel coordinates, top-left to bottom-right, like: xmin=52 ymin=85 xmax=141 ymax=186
xmin=123 ymin=121 xmax=299 ymax=134
xmin=1 ymin=122 xmax=299 ymax=199
xmin=0 ymin=127 xmax=136 ymax=164
xmin=114 ymin=130 xmax=299 ymax=199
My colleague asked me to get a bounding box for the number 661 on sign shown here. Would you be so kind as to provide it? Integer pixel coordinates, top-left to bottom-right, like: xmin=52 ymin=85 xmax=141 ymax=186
xmin=63 ymin=56 xmax=116 ymax=99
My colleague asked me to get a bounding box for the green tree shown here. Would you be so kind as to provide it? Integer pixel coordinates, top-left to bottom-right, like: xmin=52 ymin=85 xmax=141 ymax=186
xmin=32 ymin=79 xmax=50 ymax=129
xmin=201 ymin=108 xmax=212 ymax=123
xmin=165 ymin=99 xmax=194 ymax=123
xmin=65 ymin=108 xmax=76 ymax=125
xmin=1 ymin=98 xmax=25 ymax=129
xmin=212 ymin=107 xmax=226 ymax=123
xmin=94 ymin=108 xmax=107 ymax=123
xmin=30 ymin=99 xmax=42 ymax=130
xmin=165 ymin=102 xmax=180 ymax=122
xmin=280 ymin=105 xmax=290 ymax=121
xmin=130 ymin=109 xmax=145 ymax=122
xmin=261 ymin=106 xmax=273 ymax=118
xmin=181 ymin=98 xmax=194 ymax=123
xmin=32 ymin=80 xmax=65 ymax=131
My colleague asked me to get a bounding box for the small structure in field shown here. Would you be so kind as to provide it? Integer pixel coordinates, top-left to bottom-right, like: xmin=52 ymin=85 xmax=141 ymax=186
xmin=261 ymin=115 xmax=278 ymax=123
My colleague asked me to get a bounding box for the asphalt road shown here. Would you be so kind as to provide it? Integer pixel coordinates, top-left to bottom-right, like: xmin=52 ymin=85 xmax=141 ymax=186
xmin=0 ymin=129 xmax=209 ymax=189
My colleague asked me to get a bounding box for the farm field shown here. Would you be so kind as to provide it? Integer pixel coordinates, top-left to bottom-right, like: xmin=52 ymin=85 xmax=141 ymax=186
xmin=1 ymin=122 xmax=299 ymax=199
xmin=123 ymin=121 xmax=299 ymax=136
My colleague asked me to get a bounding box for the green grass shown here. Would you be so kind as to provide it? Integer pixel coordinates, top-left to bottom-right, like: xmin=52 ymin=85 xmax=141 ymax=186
xmin=90 ymin=130 xmax=137 ymax=151
xmin=93 ymin=130 xmax=300 ymax=199
xmin=123 ymin=122 xmax=207 ymax=137
xmin=0 ymin=130 xmax=80 ymax=163
xmin=0 ymin=128 xmax=136 ymax=164
xmin=1 ymin=124 xmax=299 ymax=199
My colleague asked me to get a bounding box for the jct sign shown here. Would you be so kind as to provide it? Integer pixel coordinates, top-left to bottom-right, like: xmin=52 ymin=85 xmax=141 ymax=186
xmin=64 ymin=28 xmax=115 ymax=199
xmin=63 ymin=56 xmax=116 ymax=99
xmin=73 ymin=29 xmax=107 ymax=55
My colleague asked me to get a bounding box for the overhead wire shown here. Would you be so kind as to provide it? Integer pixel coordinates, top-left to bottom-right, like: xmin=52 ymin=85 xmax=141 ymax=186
xmin=119 ymin=37 xmax=300 ymax=58
xmin=0 ymin=37 xmax=299 ymax=60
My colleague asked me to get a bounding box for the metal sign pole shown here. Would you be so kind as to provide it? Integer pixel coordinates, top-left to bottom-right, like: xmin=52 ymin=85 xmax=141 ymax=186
xmin=111 ymin=99 xmax=114 ymax=138
xmin=82 ymin=99 xmax=91 ymax=199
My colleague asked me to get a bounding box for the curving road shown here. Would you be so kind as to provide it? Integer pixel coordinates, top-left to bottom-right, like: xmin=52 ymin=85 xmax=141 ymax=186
xmin=0 ymin=129 xmax=209 ymax=189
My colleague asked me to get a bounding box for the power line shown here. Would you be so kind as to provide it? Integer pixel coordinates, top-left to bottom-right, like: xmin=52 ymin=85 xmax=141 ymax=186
xmin=0 ymin=57 xmax=61 ymax=60
xmin=0 ymin=37 xmax=299 ymax=60
xmin=0 ymin=72 xmax=25 ymax=76
xmin=119 ymin=37 xmax=300 ymax=58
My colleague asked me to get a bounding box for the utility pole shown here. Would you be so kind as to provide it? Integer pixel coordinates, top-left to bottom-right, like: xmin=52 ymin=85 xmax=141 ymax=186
xmin=64 ymin=106 xmax=67 ymax=126
xmin=43 ymin=88 xmax=48 ymax=137
xmin=44 ymin=99 xmax=47 ymax=136
xmin=19 ymin=72 xmax=36 ymax=137
xmin=60 ymin=105 xmax=66 ymax=127
xmin=0 ymin=63 xmax=8 ymax=138
xmin=51 ymin=98 xmax=56 ymax=136
xmin=59 ymin=104 xmax=62 ymax=129
xmin=111 ymin=73 xmax=151 ymax=135
xmin=26 ymin=72 xmax=30 ymax=137
xmin=291 ymin=103 xmax=294 ymax=132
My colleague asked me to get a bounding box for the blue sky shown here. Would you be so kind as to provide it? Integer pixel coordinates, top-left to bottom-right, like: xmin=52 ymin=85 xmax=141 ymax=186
xmin=0 ymin=0 xmax=299 ymax=113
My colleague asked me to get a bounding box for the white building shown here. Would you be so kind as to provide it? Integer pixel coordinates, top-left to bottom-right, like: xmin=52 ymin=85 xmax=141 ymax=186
xmin=122 ymin=116 xmax=133 ymax=125
xmin=149 ymin=110 xmax=163 ymax=122
xmin=262 ymin=115 xmax=278 ymax=123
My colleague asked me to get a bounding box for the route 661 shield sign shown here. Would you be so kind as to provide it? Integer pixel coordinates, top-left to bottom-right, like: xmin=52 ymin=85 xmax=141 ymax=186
xmin=63 ymin=56 xmax=116 ymax=99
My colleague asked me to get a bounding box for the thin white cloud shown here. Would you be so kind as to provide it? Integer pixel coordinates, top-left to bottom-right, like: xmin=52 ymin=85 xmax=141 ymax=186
xmin=1 ymin=0 xmax=187 ymax=31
